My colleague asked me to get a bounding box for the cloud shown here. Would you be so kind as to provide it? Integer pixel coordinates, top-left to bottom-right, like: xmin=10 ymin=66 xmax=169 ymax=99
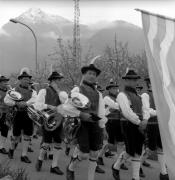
xmin=41 ymin=31 xmax=58 ymax=39
xmin=0 ymin=28 xmax=10 ymax=36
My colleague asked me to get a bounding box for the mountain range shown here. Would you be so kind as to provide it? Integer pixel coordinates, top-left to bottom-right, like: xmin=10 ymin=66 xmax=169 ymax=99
xmin=0 ymin=8 xmax=145 ymax=74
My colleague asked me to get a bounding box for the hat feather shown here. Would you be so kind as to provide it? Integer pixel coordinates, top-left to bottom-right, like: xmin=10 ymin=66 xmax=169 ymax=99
xmin=90 ymin=55 xmax=101 ymax=64
xmin=20 ymin=67 xmax=30 ymax=75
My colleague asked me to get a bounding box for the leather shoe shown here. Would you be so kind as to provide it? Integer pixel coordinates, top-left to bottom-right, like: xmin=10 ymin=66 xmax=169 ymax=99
xmin=140 ymin=167 xmax=146 ymax=178
xmin=97 ymin=157 xmax=104 ymax=165
xmin=0 ymin=148 xmax=8 ymax=154
xmin=120 ymin=163 xmax=128 ymax=170
xmin=105 ymin=151 xmax=114 ymax=158
xmin=65 ymin=147 xmax=70 ymax=156
xmin=8 ymin=149 xmax=14 ymax=159
xmin=112 ymin=164 xmax=120 ymax=180
xmin=28 ymin=147 xmax=34 ymax=153
xmin=50 ymin=166 xmax=64 ymax=175
xmin=160 ymin=173 xmax=169 ymax=180
xmin=48 ymin=154 xmax=53 ymax=160
xmin=35 ymin=159 xmax=43 ymax=171
xmin=143 ymin=160 xmax=151 ymax=167
xmin=66 ymin=166 xmax=75 ymax=180
xmin=95 ymin=165 xmax=105 ymax=173
xmin=21 ymin=156 xmax=31 ymax=163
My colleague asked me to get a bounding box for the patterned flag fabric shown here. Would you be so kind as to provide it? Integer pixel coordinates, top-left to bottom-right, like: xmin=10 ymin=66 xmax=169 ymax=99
xmin=140 ymin=10 xmax=175 ymax=177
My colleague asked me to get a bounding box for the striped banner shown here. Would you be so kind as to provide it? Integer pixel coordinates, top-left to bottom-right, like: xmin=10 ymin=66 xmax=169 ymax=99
xmin=138 ymin=9 xmax=175 ymax=176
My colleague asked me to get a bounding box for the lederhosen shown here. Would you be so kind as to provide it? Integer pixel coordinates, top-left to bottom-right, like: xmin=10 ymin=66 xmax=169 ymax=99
xmin=76 ymin=81 xmax=103 ymax=153
xmin=0 ymin=86 xmax=9 ymax=137
xmin=146 ymin=90 xmax=162 ymax=151
xmin=13 ymin=85 xmax=33 ymax=136
xmin=106 ymin=94 xmax=123 ymax=144
xmin=42 ymin=86 xmax=63 ymax=144
xmin=121 ymin=86 xmax=145 ymax=156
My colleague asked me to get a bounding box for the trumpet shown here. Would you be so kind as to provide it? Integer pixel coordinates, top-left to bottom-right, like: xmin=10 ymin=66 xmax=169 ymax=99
xmin=5 ymin=89 xmax=63 ymax=131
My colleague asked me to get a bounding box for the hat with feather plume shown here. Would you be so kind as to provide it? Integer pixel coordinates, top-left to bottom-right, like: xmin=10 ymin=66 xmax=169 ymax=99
xmin=0 ymin=74 xmax=9 ymax=82
xmin=81 ymin=55 xmax=101 ymax=76
xmin=106 ymin=79 xmax=119 ymax=90
xmin=18 ymin=67 xmax=32 ymax=80
xmin=122 ymin=68 xmax=140 ymax=79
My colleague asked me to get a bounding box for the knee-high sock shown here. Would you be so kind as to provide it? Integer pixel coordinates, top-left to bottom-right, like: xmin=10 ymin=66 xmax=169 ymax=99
xmin=29 ymin=137 xmax=32 ymax=147
xmin=68 ymin=146 xmax=81 ymax=171
xmin=158 ymin=152 xmax=168 ymax=175
xmin=38 ymin=143 xmax=49 ymax=161
xmin=88 ymin=159 xmax=97 ymax=180
xmin=10 ymin=136 xmax=19 ymax=150
xmin=22 ymin=137 xmax=30 ymax=157
xmin=0 ymin=135 xmax=6 ymax=149
xmin=49 ymin=144 xmax=53 ymax=155
xmin=113 ymin=151 xmax=127 ymax=170
xmin=140 ymin=148 xmax=149 ymax=164
xmin=132 ymin=157 xmax=141 ymax=180
xmin=51 ymin=147 xmax=62 ymax=168
xmin=98 ymin=143 xmax=108 ymax=158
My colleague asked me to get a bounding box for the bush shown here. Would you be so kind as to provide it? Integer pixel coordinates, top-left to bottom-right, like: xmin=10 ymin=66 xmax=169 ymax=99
xmin=0 ymin=163 xmax=29 ymax=180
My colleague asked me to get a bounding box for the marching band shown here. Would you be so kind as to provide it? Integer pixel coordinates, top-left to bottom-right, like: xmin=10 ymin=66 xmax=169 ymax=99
xmin=0 ymin=63 xmax=169 ymax=180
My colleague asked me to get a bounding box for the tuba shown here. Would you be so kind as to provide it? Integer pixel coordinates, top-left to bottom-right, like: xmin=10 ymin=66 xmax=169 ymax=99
xmin=5 ymin=89 xmax=62 ymax=131
xmin=63 ymin=91 xmax=90 ymax=143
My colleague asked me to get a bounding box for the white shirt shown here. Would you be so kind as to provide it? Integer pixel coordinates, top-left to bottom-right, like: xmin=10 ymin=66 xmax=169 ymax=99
xmin=104 ymin=95 xmax=119 ymax=116
xmin=117 ymin=92 xmax=141 ymax=125
xmin=68 ymin=86 xmax=107 ymax=128
xmin=141 ymin=92 xmax=157 ymax=119
xmin=34 ymin=88 xmax=68 ymax=111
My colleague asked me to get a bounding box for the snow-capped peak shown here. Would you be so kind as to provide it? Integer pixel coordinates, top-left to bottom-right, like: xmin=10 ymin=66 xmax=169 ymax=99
xmin=17 ymin=8 xmax=71 ymax=24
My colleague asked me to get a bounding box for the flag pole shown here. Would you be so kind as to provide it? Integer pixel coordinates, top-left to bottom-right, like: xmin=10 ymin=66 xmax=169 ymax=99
xmin=135 ymin=8 xmax=175 ymax=22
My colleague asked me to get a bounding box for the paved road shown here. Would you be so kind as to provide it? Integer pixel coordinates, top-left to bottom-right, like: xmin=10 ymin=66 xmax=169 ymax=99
xmin=0 ymin=137 xmax=174 ymax=180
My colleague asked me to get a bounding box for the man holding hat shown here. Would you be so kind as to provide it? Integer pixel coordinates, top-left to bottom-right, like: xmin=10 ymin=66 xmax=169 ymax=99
xmin=35 ymin=71 xmax=68 ymax=175
xmin=5 ymin=68 xmax=37 ymax=163
xmin=141 ymin=77 xmax=169 ymax=180
xmin=0 ymin=75 xmax=10 ymax=154
xmin=66 ymin=60 xmax=107 ymax=180
xmin=112 ymin=69 xmax=147 ymax=180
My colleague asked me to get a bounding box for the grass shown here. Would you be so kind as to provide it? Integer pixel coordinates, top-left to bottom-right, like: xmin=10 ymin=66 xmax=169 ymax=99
xmin=0 ymin=162 xmax=29 ymax=180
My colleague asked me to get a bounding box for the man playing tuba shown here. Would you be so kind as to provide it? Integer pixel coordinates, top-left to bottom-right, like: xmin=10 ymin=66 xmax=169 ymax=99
xmin=35 ymin=71 xmax=68 ymax=175
xmin=4 ymin=67 xmax=37 ymax=163
xmin=66 ymin=57 xmax=107 ymax=180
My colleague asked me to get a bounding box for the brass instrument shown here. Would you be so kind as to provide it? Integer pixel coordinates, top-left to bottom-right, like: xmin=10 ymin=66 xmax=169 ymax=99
xmin=63 ymin=91 xmax=90 ymax=143
xmin=5 ymin=89 xmax=63 ymax=131
xmin=63 ymin=116 xmax=81 ymax=144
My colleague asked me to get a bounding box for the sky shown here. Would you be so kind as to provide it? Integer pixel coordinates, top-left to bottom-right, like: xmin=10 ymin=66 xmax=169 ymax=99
xmin=0 ymin=0 xmax=175 ymax=29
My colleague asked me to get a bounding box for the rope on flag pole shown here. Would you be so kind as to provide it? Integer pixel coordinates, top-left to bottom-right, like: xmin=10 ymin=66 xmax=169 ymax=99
xmin=135 ymin=8 xmax=175 ymax=22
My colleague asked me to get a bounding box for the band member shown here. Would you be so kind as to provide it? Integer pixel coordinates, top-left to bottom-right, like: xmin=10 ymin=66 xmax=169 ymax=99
xmin=66 ymin=61 xmax=107 ymax=180
xmin=105 ymin=80 xmax=123 ymax=148
xmin=135 ymin=83 xmax=151 ymax=178
xmin=104 ymin=80 xmax=128 ymax=170
xmin=142 ymin=77 xmax=169 ymax=180
xmin=35 ymin=71 xmax=68 ymax=175
xmin=0 ymin=75 xmax=10 ymax=154
xmin=112 ymin=69 xmax=147 ymax=180
xmin=4 ymin=68 xmax=37 ymax=163
xmin=95 ymin=84 xmax=106 ymax=174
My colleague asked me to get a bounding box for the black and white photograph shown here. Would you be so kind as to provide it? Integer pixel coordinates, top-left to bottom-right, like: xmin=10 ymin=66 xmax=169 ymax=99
xmin=0 ymin=0 xmax=175 ymax=179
